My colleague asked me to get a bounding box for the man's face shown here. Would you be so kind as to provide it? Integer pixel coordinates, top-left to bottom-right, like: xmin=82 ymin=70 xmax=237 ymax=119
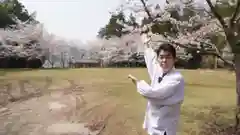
xmin=157 ymin=50 xmax=175 ymax=72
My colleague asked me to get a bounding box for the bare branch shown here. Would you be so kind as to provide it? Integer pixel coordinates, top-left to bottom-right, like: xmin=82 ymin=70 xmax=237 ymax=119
xmin=236 ymin=16 xmax=240 ymax=24
xmin=146 ymin=34 xmax=234 ymax=68
xmin=140 ymin=0 xmax=154 ymax=21
xmin=230 ymin=0 xmax=240 ymax=27
xmin=208 ymin=42 xmax=235 ymax=68
xmin=205 ymin=0 xmax=228 ymax=29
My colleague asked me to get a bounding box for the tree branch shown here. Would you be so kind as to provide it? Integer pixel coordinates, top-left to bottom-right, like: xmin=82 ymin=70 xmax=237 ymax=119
xmin=236 ymin=16 xmax=240 ymax=24
xmin=147 ymin=36 xmax=235 ymax=68
xmin=230 ymin=0 xmax=240 ymax=28
xmin=135 ymin=0 xmax=235 ymax=68
xmin=140 ymin=0 xmax=154 ymax=21
xmin=205 ymin=0 xmax=228 ymax=29
xmin=176 ymin=41 xmax=234 ymax=68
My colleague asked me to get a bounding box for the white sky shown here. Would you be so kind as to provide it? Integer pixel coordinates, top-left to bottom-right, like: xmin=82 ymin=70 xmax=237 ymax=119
xmin=19 ymin=0 xmax=121 ymax=43
xmin=19 ymin=0 xmax=207 ymax=44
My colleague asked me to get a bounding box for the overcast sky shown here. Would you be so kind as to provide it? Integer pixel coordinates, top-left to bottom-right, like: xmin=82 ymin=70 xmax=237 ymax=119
xmin=19 ymin=0 xmax=208 ymax=44
xmin=19 ymin=0 xmax=122 ymax=43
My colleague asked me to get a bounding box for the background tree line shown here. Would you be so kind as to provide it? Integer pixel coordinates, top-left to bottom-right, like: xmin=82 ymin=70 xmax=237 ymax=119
xmin=0 ymin=0 xmax=236 ymax=69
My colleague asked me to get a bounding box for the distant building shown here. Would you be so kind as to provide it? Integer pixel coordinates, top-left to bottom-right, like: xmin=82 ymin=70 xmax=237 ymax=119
xmin=74 ymin=59 xmax=101 ymax=68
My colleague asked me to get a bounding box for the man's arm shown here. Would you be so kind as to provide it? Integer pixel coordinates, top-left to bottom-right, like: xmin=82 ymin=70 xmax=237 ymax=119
xmin=136 ymin=75 xmax=183 ymax=100
xmin=141 ymin=34 xmax=157 ymax=80
xmin=144 ymin=45 xmax=157 ymax=80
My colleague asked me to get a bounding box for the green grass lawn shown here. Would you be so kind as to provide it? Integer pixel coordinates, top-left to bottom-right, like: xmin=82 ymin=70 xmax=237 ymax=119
xmin=0 ymin=68 xmax=237 ymax=135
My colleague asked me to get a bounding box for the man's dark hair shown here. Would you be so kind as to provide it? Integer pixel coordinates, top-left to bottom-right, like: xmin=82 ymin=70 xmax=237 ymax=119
xmin=156 ymin=43 xmax=176 ymax=58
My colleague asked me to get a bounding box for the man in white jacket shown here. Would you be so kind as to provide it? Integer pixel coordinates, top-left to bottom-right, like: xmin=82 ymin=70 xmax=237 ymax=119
xmin=129 ymin=43 xmax=185 ymax=135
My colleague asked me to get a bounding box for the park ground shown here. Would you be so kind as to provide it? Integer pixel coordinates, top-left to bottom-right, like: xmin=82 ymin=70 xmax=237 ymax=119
xmin=0 ymin=68 xmax=237 ymax=135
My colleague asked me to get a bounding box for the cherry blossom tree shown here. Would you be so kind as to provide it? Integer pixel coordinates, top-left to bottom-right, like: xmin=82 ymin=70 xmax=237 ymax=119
xmin=0 ymin=18 xmax=140 ymax=68
xmin=0 ymin=19 xmax=47 ymax=68
xmin=81 ymin=34 xmax=143 ymax=66
xmin=0 ymin=18 xmax=74 ymax=68
xmin=118 ymin=0 xmax=240 ymax=130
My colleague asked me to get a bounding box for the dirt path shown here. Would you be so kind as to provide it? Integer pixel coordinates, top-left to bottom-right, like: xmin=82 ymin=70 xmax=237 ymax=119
xmin=0 ymin=88 xmax=108 ymax=135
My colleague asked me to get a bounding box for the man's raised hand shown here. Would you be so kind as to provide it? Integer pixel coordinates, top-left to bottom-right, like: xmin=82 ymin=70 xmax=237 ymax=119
xmin=128 ymin=74 xmax=138 ymax=85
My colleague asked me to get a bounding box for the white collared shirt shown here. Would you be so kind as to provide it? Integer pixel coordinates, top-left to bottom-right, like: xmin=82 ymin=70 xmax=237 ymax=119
xmin=136 ymin=47 xmax=185 ymax=135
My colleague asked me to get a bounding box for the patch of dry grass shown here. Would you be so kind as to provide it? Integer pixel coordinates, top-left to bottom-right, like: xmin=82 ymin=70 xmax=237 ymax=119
xmin=0 ymin=68 xmax=237 ymax=135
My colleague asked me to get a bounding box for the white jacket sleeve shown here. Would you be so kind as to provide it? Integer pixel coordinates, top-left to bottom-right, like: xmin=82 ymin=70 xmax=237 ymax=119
xmin=144 ymin=46 xmax=157 ymax=80
xmin=136 ymin=76 xmax=182 ymax=100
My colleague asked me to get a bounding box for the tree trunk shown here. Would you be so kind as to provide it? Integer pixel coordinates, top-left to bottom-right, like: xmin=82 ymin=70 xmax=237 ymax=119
xmin=51 ymin=62 xmax=54 ymax=68
xmin=234 ymin=54 xmax=240 ymax=130
xmin=214 ymin=56 xmax=217 ymax=69
xmin=48 ymin=60 xmax=54 ymax=68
